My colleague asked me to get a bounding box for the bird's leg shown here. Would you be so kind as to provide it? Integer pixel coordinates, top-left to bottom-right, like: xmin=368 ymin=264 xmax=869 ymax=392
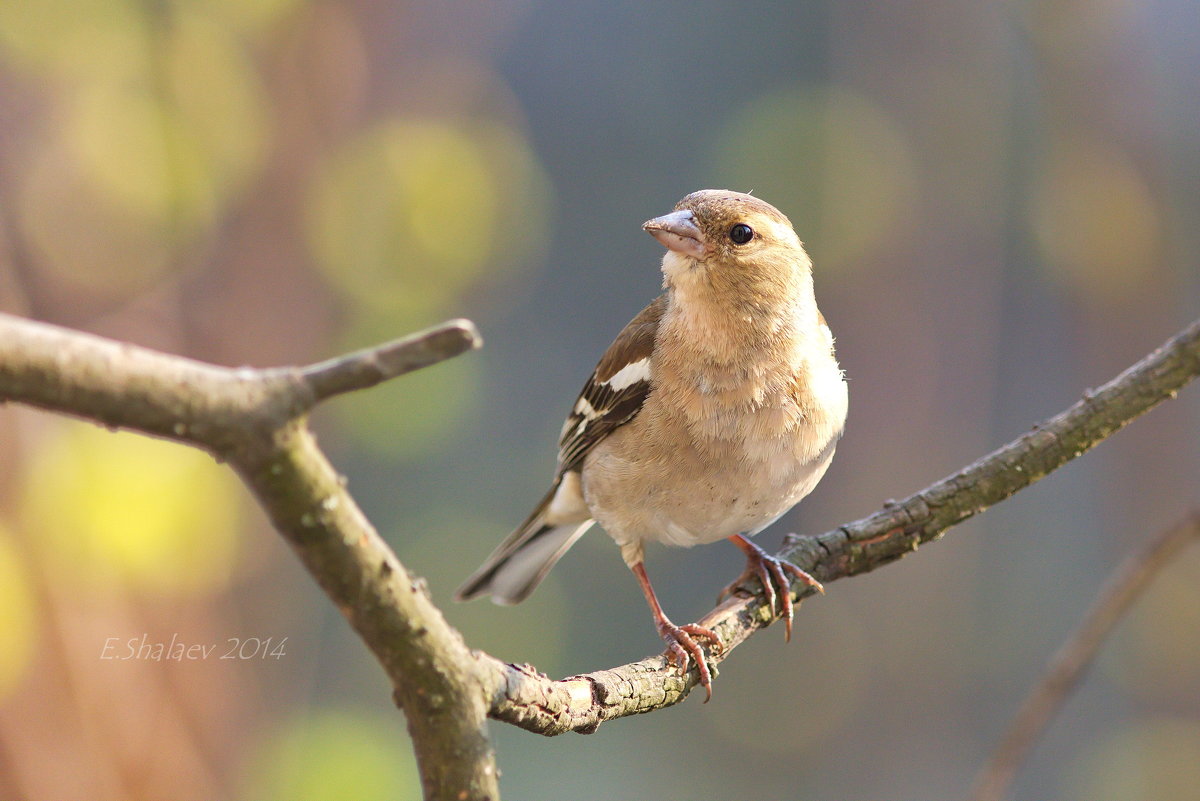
xmin=718 ymin=534 xmax=824 ymax=642
xmin=631 ymin=561 xmax=724 ymax=702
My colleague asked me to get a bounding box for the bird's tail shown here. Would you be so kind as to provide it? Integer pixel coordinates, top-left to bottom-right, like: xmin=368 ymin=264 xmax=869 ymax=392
xmin=454 ymin=481 xmax=594 ymax=605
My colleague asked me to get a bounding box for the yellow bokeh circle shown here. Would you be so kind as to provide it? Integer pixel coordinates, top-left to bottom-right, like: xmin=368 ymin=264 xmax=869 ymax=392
xmin=23 ymin=420 xmax=242 ymax=596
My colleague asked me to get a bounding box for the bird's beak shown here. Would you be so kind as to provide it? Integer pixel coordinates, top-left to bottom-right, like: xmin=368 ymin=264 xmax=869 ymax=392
xmin=643 ymin=210 xmax=707 ymax=259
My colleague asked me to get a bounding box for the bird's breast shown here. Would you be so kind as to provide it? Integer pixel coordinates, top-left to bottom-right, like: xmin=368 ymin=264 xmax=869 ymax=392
xmin=582 ymin=381 xmax=843 ymax=552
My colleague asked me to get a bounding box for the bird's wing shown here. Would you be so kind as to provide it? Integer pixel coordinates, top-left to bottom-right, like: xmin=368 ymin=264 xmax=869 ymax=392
xmin=556 ymin=294 xmax=665 ymax=472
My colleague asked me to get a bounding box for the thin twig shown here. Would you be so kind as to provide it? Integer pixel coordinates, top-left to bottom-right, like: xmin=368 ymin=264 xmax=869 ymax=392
xmin=301 ymin=319 xmax=482 ymax=403
xmin=969 ymin=511 xmax=1200 ymax=801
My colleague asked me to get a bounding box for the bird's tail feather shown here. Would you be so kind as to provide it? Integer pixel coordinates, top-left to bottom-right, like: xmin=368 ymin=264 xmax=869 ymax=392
xmin=455 ymin=484 xmax=594 ymax=605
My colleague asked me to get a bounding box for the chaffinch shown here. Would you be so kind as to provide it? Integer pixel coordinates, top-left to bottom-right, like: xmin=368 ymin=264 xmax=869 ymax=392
xmin=456 ymin=189 xmax=848 ymax=699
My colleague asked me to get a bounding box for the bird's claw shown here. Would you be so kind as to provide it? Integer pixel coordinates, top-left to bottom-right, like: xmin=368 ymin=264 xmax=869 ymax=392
xmin=718 ymin=538 xmax=823 ymax=642
xmin=657 ymin=619 xmax=724 ymax=702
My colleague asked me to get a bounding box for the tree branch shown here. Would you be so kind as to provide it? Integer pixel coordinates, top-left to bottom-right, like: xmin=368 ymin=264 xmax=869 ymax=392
xmin=476 ymin=316 xmax=1200 ymax=735
xmin=969 ymin=510 xmax=1200 ymax=801
xmin=0 ymin=312 xmax=497 ymax=801
xmin=795 ymin=315 xmax=1200 ymax=584
xmin=301 ymin=319 xmax=480 ymax=403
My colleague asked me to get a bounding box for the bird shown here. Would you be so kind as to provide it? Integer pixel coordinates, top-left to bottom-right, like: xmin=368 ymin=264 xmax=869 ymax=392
xmin=455 ymin=189 xmax=848 ymax=700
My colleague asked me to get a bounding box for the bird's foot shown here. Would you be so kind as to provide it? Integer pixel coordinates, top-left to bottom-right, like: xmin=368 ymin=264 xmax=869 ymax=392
xmin=656 ymin=617 xmax=724 ymax=702
xmin=719 ymin=535 xmax=824 ymax=641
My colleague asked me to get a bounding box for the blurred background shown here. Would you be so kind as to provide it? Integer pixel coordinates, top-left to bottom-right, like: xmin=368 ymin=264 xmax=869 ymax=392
xmin=0 ymin=0 xmax=1197 ymax=799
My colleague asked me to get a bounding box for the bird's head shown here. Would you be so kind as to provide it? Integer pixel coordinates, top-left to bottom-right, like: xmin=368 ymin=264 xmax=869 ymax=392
xmin=642 ymin=190 xmax=811 ymax=304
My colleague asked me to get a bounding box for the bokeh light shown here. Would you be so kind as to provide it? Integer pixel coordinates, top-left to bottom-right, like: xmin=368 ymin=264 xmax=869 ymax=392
xmin=308 ymin=118 xmax=501 ymax=316
xmin=22 ymin=420 xmax=242 ymax=596
xmin=706 ymin=85 xmax=917 ymax=273
xmin=5 ymin=0 xmax=271 ymax=301
xmin=1031 ymin=134 xmax=1162 ymax=299
xmin=0 ymin=0 xmax=149 ymax=80
xmin=0 ymin=525 xmax=36 ymax=701
xmin=243 ymin=709 xmax=418 ymax=801
xmin=308 ymin=113 xmax=551 ymax=321
xmin=18 ymin=146 xmax=176 ymax=295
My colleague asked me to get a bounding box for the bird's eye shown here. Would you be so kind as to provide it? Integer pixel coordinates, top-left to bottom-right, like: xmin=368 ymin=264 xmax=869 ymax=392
xmin=729 ymin=223 xmax=754 ymax=244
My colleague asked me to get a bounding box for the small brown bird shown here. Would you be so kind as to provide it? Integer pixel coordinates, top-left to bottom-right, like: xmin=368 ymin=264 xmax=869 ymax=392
xmin=456 ymin=190 xmax=847 ymax=699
